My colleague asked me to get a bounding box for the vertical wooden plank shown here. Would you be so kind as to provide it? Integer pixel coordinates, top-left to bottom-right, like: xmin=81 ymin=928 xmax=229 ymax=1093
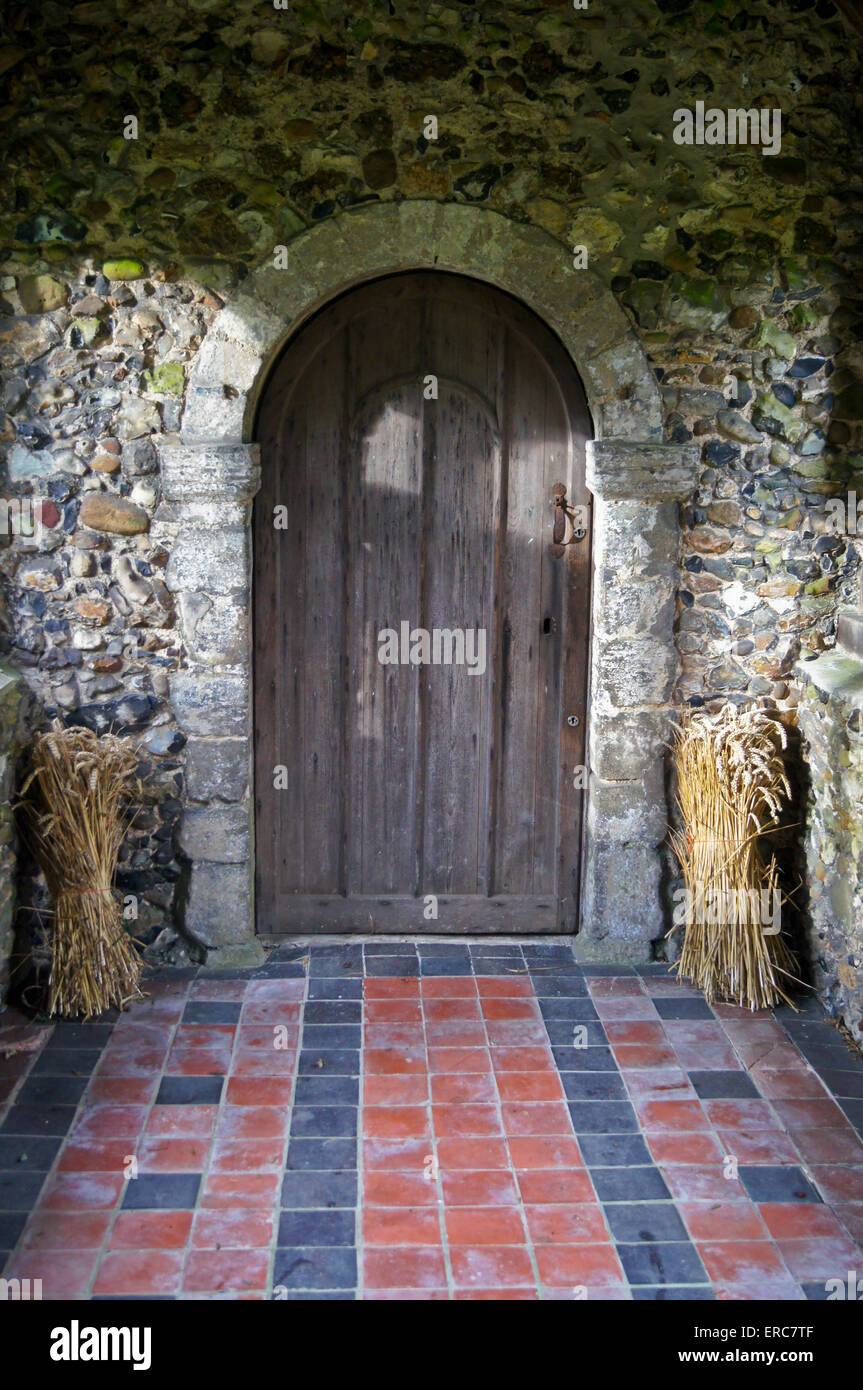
xmin=421 ymin=386 xmax=499 ymax=893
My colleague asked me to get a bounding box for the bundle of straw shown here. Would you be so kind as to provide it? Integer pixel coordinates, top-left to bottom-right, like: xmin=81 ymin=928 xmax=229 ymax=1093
xmin=18 ymin=720 xmax=145 ymax=1019
xmin=669 ymin=703 xmax=799 ymax=1010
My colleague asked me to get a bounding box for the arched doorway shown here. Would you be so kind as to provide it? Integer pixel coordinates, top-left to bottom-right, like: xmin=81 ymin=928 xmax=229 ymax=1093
xmin=252 ymin=271 xmax=593 ymax=935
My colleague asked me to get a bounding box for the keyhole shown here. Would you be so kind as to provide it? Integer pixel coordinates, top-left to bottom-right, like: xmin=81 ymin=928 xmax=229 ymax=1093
xmin=542 ymin=616 xmax=553 ymax=635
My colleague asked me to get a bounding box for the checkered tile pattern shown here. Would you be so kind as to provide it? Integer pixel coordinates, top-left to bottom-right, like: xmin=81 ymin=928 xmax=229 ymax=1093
xmin=1 ymin=942 xmax=861 ymax=1299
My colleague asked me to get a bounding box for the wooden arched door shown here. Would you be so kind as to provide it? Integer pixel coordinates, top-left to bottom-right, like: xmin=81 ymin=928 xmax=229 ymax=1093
xmin=253 ymin=272 xmax=592 ymax=935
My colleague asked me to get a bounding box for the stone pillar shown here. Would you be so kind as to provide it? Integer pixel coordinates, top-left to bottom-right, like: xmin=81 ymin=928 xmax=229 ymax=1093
xmin=158 ymin=441 xmax=264 ymax=968
xmin=576 ymin=440 xmax=700 ymax=963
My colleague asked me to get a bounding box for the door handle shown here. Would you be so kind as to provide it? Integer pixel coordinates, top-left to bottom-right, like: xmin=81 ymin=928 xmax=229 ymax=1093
xmin=552 ymin=483 xmax=587 ymax=544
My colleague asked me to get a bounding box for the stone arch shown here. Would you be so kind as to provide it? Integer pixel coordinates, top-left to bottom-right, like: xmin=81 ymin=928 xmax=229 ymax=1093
xmin=159 ymin=201 xmax=699 ymax=967
xmin=181 ymin=201 xmax=663 ymax=445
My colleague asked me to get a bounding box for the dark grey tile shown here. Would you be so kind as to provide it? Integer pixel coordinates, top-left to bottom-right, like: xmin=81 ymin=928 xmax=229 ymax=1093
xmin=155 ymin=1076 xmax=224 ymax=1106
xmin=554 ymin=1047 xmax=618 ymax=1072
xmin=632 ymin=1285 xmax=714 ymax=1300
xmin=0 ymin=1135 xmax=64 ymax=1171
xmin=363 ymin=943 xmax=417 ymax=957
xmin=122 ymin=1174 xmax=201 ymax=1209
xmin=279 ymin=1290 xmax=356 ymax=1300
xmin=540 ymin=997 xmax=600 ymax=1021
xmin=419 ymin=957 xmax=472 ymax=976
xmin=0 ymin=1211 xmax=27 ymax=1247
xmin=281 ymin=1170 xmax=357 ymax=1210
xmin=15 ymin=1075 xmax=89 ymax=1107
xmin=272 ymin=1246 xmax=357 ymax=1291
xmin=31 ymin=1049 xmax=102 ymax=1076
xmin=277 ymin=1209 xmax=356 ymax=1247
xmin=182 ymin=1002 xmax=242 ymax=1025
xmin=308 ymin=947 xmax=363 ymax=978
xmin=688 ymin=1070 xmax=759 ymax=1100
xmin=297 ymin=1050 xmax=359 ymax=1076
xmin=301 ymin=1025 xmax=362 ymax=1051
xmin=285 ymin=1138 xmax=357 ymax=1171
xmin=416 ymin=943 xmax=470 ymax=958
xmin=290 ymin=1107 xmax=357 ymax=1139
xmin=653 ymin=998 xmax=714 ymax=1021
xmin=0 ymin=1172 xmax=46 ymax=1210
xmin=364 ymin=957 xmax=420 ymax=978
xmin=590 ymin=1167 xmax=671 ymax=1202
xmin=0 ymin=1105 xmax=77 ymax=1137
xmin=560 ymin=1072 xmax=627 ymax=1101
xmin=567 ymin=1101 xmax=639 ymax=1134
xmin=738 ymin=1165 xmax=821 ymax=1204
xmin=579 ymin=1133 xmax=654 ymax=1167
xmin=605 ymin=1201 xmax=688 ymax=1243
xmin=304 ymin=1002 xmax=362 ymax=1026
xmin=256 ymin=963 xmax=305 ymax=979
xmin=530 ymin=973 xmax=590 ymax=998
xmin=307 ymin=978 xmax=363 ymax=1001
xmin=293 ymin=1076 xmax=360 ymax=1106
xmin=617 ymin=1241 xmax=708 ymax=1286
xmin=44 ymin=1024 xmax=114 ymax=1050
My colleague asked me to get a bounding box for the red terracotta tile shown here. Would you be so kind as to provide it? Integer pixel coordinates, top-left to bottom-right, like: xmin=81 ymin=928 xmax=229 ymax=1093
xmin=605 ymin=1021 xmax=668 ymax=1045
xmin=240 ymin=1001 xmax=302 ymax=1026
xmin=226 ymin=1077 xmax=293 ymax=1106
xmin=613 ymin=1044 xmax=680 ymax=1069
xmin=592 ymin=997 xmax=659 ymax=1022
xmin=363 ymin=1138 xmax=434 ymax=1172
xmin=494 ymin=1072 xmax=564 ymax=1103
xmin=445 ymin=1207 xmax=525 ymax=1245
xmin=432 ymin=1104 xmax=502 ymax=1138
xmin=680 ymin=1200 xmax=767 ymax=1242
xmin=808 ymin=1166 xmax=863 ymax=1205
xmin=480 ymin=998 xmax=540 ymax=1021
xmin=490 ymin=1047 xmax=555 ymax=1072
xmin=97 ymin=1047 xmax=170 ymax=1076
xmin=3 ymin=1248 xmax=98 ymax=1299
xmin=430 ymin=1073 xmax=497 ymax=1104
xmin=835 ymin=1206 xmax=863 ymax=1243
xmin=772 ymin=1099 xmax=851 ymax=1130
xmin=363 ymin=1207 xmax=442 ymax=1246
xmin=364 ymin=1288 xmax=449 ymax=1301
xmin=363 ymin=978 xmax=420 ymax=1000
xmin=58 ymin=1139 xmax=136 ymax=1173
xmin=366 ymin=999 xmax=423 ymax=1023
xmin=191 ymin=978 xmax=249 ymax=1001
xmin=209 ymin=1137 xmax=284 ymax=1173
xmin=485 ymin=1020 xmax=549 ymax=1047
xmin=702 ymin=1100 xmax=782 ymax=1131
xmin=509 ymin=1135 xmax=582 ymax=1168
xmin=515 ymin=1169 xmax=596 ymax=1204
xmin=245 ymin=979 xmax=304 ymax=1002
xmin=230 ymin=1051 xmax=296 ymax=1077
xmin=365 ymin=1024 xmax=428 ymax=1048
xmin=756 ymin=1070 xmax=831 ymax=1101
xmin=672 ymin=1044 xmax=741 ymax=1071
xmin=523 ymin=1204 xmax=608 ymax=1244
xmin=635 ymin=1098 xmax=710 ymax=1132
xmin=436 ymin=1138 xmax=509 ymax=1170
xmin=202 ymin=1173 xmax=281 ymax=1208
xmin=500 ymin=1102 xmax=572 ymax=1136
xmin=86 ymin=1076 xmax=157 ymax=1105
xmin=758 ymin=1202 xmax=851 ymax=1241
xmin=621 ymin=1068 xmax=694 ymax=1102
xmin=789 ymin=1128 xmax=863 ymax=1165
xmin=698 ymin=1240 xmax=791 ymax=1284
xmin=714 ymin=1278 xmax=805 ymax=1301
xmin=440 ymin=1170 xmax=520 ymax=1207
xmin=71 ymin=1104 xmax=149 ymax=1141
xmin=420 ymin=979 xmax=478 ymax=999
xmin=192 ymin=1209 xmax=275 ymax=1249
xmin=138 ymin=1136 xmax=209 ymax=1172
xmin=144 ymin=1105 xmax=220 ymax=1138
xmin=423 ymin=998 xmax=482 ymax=1022
xmin=38 ymin=1171 xmax=125 ymax=1211
xmin=183 ymin=1249 xmax=269 ymax=1292
xmin=646 ymin=1131 xmax=726 ymax=1165
xmin=363 ymin=1074 xmax=429 ymax=1105
xmin=450 ymin=1245 xmax=534 ymax=1288
xmin=19 ymin=1210 xmax=112 ymax=1250
xmin=535 ymin=1243 xmax=624 ymax=1288
xmin=423 ymin=1021 xmax=486 ymax=1047
xmin=365 ymin=1047 xmax=427 ymax=1075
xmin=453 ymin=1287 xmax=539 ymax=1300
xmin=363 ymin=1106 xmax=431 ymax=1140
xmin=164 ymin=1051 xmax=231 ymax=1078
xmin=363 ymin=1246 xmax=448 ymax=1289
xmin=660 ymin=1166 xmax=748 ymax=1203
xmin=586 ymin=977 xmax=645 ymax=997
xmin=363 ymin=1170 xmax=439 ymax=1207
xmin=427 ymin=1047 xmax=492 ymax=1074
xmin=215 ymin=1105 xmax=290 ymax=1140
xmin=714 ymin=1129 xmax=799 ymax=1165
xmin=109 ymin=1210 xmax=193 ymax=1250
xmin=94 ymin=1250 xmax=184 ymax=1295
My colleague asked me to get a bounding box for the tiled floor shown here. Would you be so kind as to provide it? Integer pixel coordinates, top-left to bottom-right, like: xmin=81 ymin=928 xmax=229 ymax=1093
xmin=1 ymin=940 xmax=862 ymax=1300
